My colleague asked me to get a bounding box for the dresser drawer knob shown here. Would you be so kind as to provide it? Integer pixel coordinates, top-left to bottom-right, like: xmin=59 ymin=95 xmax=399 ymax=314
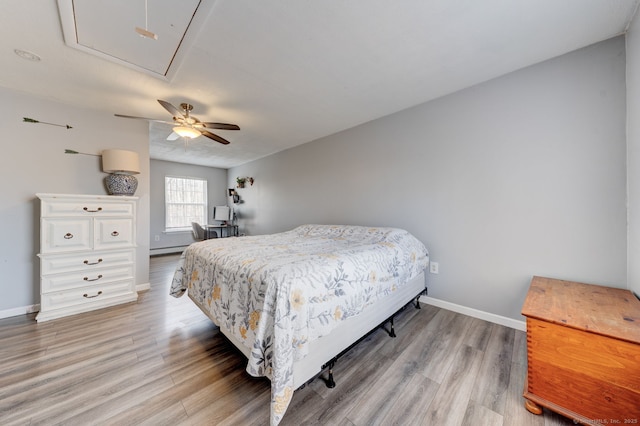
xmin=83 ymin=207 xmax=103 ymax=213
xmin=83 ymin=258 xmax=103 ymax=265
xmin=83 ymin=291 xmax=103 ymax=299
xmin=83 ymin=274 xmax=103 ymax=282
xmin=111 ymin=231 xmax=120 ymax=237
xmin=64 ymin=233 xmax=74 ymax=239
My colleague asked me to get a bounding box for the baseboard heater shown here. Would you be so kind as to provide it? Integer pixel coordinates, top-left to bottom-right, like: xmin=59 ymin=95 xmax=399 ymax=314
xmin=150 ymin=246 xmax=188 ymax=256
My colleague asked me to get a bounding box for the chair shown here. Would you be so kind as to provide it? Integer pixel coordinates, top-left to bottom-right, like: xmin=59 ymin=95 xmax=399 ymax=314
xmin=191 ymin=222 xmax=205 ymax=241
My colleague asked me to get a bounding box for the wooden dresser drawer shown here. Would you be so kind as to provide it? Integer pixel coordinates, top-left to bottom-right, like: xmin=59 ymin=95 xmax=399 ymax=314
xmin=41 ymin=198 xmax=134 ymax=217
xmin=42 ymin=265 xmax=134 ymax=293
xmin=39 ymin=280 xmax=137 ymax=318
xmin=41 ymin=218 xmax=92 ymax=253
xmin=94 ymin=218 xmax=134 ymax=249
xmin=40 ymin=249 xmax=134 ymax=275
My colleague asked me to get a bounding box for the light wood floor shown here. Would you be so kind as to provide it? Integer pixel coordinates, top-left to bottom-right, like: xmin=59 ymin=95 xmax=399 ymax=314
xmin=0 ymin=254 xmax=575 ymax=426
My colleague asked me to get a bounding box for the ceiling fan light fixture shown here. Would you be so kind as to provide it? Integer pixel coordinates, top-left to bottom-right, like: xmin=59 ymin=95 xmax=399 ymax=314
xmin=115 ymin=100 xmax=238 ymax=145
xmin=173 ymin=126 xmax=200 ymax=139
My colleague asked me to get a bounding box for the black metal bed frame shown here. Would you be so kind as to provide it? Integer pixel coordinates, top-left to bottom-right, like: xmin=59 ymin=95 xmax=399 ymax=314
xmin=299 ymin=286 xmax=428 ymax=390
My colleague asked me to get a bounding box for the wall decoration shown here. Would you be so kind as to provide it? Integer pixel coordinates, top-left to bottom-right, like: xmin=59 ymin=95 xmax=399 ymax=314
xmin=236 ymin=176 xmax=254 ymax=188
xmin=229 ymin=188 xmax=241 ymax=204
xmin=64 ymin=149 xmax=100 ymax=157
xmin=23 ymin=117 xmax=73 ymax=129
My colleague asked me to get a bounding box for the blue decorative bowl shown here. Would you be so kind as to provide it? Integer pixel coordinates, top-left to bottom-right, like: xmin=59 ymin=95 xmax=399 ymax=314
xmin=105 ymin=174 xmax=138 ymax=196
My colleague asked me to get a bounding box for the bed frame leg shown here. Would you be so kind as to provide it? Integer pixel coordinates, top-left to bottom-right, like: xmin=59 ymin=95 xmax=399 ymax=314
xmin=415 ymin=288 xmax=427 ymax=309
xmin=325 ymin=359 xmax=336 ymax=388
xmin=389 ymin=317 xmax=396 ymax=338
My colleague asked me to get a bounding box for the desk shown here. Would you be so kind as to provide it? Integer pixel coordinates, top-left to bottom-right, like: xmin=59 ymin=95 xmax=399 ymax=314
xmin=205 ymin=224 xmax=238 ymax=239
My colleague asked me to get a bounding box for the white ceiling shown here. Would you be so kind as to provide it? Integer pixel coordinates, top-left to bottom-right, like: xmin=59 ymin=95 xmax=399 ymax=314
xmin=1 ymin=0 xmax=639 ymax=168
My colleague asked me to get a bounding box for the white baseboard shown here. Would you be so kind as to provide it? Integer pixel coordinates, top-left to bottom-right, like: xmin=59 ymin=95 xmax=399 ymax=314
xmin=0 ymin=304 xmax=40 ymax=320
xmin=136 ymin=282 xmax=151 ymax=292
xmin=420 ymin=296 xmax=526 ymax=332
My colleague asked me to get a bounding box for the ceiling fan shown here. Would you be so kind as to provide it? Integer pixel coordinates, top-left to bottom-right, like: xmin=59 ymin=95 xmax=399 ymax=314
xmin=115 ymin=100 xmax=240 ymax=145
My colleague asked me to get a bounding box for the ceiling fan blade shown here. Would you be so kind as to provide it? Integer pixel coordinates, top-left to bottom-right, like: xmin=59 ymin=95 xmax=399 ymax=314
xmin=167 ymin=132 xmax=180 ymax=141
xmin=200 ymin=130 xmax=230 ymax=145
xmin=114 ymin=114 xmax=174 ymax=124
xmin=157 ymin=99 xmax=184 ymax=118
xmin=201 ymin=122 xmax=240 ymax=131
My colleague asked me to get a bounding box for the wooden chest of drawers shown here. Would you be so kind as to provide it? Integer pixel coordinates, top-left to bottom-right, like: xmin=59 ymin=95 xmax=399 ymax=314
xmin=36 ymin=193 xmax=138 ymax=322
xmin=521 ymin=276 xmax=640 ymax=423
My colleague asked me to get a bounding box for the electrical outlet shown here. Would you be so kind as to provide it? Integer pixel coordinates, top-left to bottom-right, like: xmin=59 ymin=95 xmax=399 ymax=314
xmin=154 ymin=235 xmax=160 ymax=241
xmin=429 ymin=261 xmax=439 ymax=274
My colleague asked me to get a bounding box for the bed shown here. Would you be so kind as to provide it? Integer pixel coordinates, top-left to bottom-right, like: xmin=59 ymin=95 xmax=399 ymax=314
xmin=170 ymin=224 xmax=429 ymax=425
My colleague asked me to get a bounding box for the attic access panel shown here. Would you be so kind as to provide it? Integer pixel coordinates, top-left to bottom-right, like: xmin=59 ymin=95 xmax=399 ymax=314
xmin=57 ymin=0 xmax=212 ymax=80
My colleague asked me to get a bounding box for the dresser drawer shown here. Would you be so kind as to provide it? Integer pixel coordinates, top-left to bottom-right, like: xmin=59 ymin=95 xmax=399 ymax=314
xmin=42 ymin=265 xmax=134 ymax=293
xmin=41 ymin=199 xmax=134 ymax=217
xmin=40 ymin=279 xmax=136 ymax=312
xmin=40 ymin=249 xmax=134 ymax=275
xmin=94 ymin=218 xmax=134 ymax=249
xmin=41 ymin=218 xmax=92 ymax=253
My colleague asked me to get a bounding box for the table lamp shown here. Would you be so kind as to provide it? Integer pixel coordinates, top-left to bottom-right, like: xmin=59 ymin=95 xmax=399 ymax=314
xmin=102 ymin=149 xmax=140 ymax=196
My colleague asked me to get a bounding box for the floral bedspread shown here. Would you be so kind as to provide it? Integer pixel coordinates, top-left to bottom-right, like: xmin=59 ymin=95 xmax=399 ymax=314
xmin=170 ymin=224 xmax=428 ymax=425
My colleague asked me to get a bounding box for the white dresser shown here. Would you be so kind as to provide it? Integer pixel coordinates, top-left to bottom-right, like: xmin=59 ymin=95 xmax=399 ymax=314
xmin=36 ymin=193 xmax=138 ymax=322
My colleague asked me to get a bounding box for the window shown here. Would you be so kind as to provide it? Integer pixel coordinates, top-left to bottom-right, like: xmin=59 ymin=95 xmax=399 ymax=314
xmin=165 ymin=176 xmax=207 ymax=230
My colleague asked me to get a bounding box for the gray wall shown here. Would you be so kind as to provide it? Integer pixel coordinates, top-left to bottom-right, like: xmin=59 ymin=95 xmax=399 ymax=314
xmin=231 ymin=36 xmax=628 ymax=321
xmin=150 ymin=159 xmax=228 ymax=251
xmin=627 ymin=16 xmax=640 ymax=298
xmin=0 ymin=86 xmax=150 ymax=314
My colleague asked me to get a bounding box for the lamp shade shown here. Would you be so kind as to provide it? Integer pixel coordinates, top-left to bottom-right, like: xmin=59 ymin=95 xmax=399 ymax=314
xmin=102 ymin=149 xmax=140 ymax=174
xmin=173 ymin=126 xmax=200 ymax=139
